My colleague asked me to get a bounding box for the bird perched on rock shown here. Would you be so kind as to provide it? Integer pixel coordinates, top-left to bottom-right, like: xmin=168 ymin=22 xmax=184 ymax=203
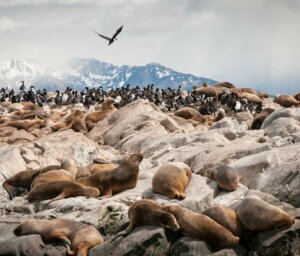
xmin=94 ymin=25 xmax=123 ymax=45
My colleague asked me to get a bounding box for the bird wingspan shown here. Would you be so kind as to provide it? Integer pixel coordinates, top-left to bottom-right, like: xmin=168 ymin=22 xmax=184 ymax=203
xmin=111 ymin=25 xmax=123 ymax=40
xmin=94 ymin=31 xmax=111 ymax=41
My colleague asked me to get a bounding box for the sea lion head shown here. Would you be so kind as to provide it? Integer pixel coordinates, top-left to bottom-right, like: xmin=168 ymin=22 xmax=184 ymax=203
xmin=158 ymin=211 xmax=180 ymax=232
xmin=124 ymin=153 xmax=144 ymax=165
xmin=13 ymin=220 xmax=34 ymax=236
xmin=61 ymin=159 xmax=76 ymax=171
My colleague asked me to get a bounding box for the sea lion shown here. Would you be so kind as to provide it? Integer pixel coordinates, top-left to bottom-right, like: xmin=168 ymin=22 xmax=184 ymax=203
xmin=3 ymin=170 xmax=38 ymax=199
xmin=4 ymin=119 xmax=46 ymax=131
xmin=214 ymin=82 xmax=236 ymax=89
xmin=195 ymin=87 xmax=218 ymax=98
xmin=251 ymin=108 xmax=274 ymax=130
xmin=174 ymin=107 xmax=206 ymax=123
xmin=207 ymin=165 xmax=239 ymax=191
xmin=238 ymin=92 xmax=262 ymax=104
xmin=101 ymin=97 xmax=117 ymax=111
xmin=236 ymin=197 xmax=295 ymax=232
xmin=274 ymin=94 xmax=300 ymax=108
xmin=14 ymin=218 xmax=103 ymax=256
xmin=233 ymin=88 xmax=268 ymax=99
xmin=31 ymin=159 xmax=77 ymax=189
xmin=27 ymin=181 xmax=100 ymax=203
xmin=111 ymin=199 xmax=180 ymax=240
xmin=76 ymin=159 xmax=118 ymax=179
xmin=152 ymin=162 xmax=192 ymax=199
xmin=162 ymin=205 xmax=240 ymax=248
xmin=78 ymin=153 xmax=143 ymax=197
xmin=52 ymin=109 xmax=87 ymax=133
xmin=202 ymin=206 xmax=242 ymax=237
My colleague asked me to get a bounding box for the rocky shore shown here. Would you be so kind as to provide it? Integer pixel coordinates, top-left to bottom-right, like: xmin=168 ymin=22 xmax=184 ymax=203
xmin=0 ymin=99 xmax=300 ymax=256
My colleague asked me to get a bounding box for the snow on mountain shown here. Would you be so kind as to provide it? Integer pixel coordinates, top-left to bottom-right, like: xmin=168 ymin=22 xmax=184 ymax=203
xmin=0 ymin=59 xmax=45 ymax=89
xmin=0 ymin=58 xmax=217 ymax=91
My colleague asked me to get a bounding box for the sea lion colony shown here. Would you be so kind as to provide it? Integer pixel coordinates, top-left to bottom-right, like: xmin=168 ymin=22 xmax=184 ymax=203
xmin=0 ymin=81 xmax=299 ymax=255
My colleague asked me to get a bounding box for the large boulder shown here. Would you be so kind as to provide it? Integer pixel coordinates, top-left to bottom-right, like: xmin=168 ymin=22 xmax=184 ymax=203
xmin=90 ymin=226 xmax=170 ymax=256
xmin=229 ymin=143 xmax=300 ymax=207
xmin=248 ymin=220 xmax=300 ymax=256
xmin=0 ymin=234 xmax=45 ymax=256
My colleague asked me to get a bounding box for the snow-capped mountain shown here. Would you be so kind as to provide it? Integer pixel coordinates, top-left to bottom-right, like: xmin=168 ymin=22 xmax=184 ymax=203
xmin=0 ymin=58 xmax=217 ymax=91
xmin=0 ymin=59 xmax=45 ymax=89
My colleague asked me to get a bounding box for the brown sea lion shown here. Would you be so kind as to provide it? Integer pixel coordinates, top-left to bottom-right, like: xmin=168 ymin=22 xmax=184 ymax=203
xmin=152 ymin=162 xmax=192 ymax=199
xmin=85 ymin=110 xmax=114 ymax=129
xmin=238 ymin=92 xmax=262 ymax=104
xmin=78 ymin=153 xmax=144 ymax=197
xmin=251 ymin=108 xmax=274 ymax=130
xmin=274 ymin=94 xmax=300 ymax=108
xmin=195 ymin=87 xmax=218 ymax=98
xmin=202 ymin=206 xmax=242 ymax=237
xmin=236 ymin=197 xmax=295 ymax=232
xmin=3 ymin=170 xmax=38 ymax=199
xmin=31 ymin=159 xmax=77 ymax=189
xmin=162 ymin=205 xmax=240 ymax=248
xmin=14 ymin=218 xmax=103 ymax=256
xmin=76 ymin=159 xmax=118 ymax=179
xmin=174 ymin=107 xmax=206 ymax=123
xmin=27 ymin=181 xmax=100 ymax=203
xmin=214 ymin=82 xmax=236 ymax=89
xmin=101 ymin=97 xmax=117 ymax=111
xmin=52 ymin=109 xmax=87 ymax=133
xmin=233 ymin=88 xmax=268 ymax=99
xmin=111 ymin=199 xmax=180 ymax=240
xmin=207 ymin=165 xmax=239 ymax=191
xmin=5 ymin=119 xmax=46 ymax=131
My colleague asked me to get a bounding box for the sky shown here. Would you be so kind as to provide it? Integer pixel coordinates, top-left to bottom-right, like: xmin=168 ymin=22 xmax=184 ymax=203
xmin=0 ymin=0 xmax=300 ymax=94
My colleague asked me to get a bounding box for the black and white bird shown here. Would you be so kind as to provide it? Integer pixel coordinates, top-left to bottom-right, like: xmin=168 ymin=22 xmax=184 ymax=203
xmin=94 ymin=25 xmax=123 ymax=45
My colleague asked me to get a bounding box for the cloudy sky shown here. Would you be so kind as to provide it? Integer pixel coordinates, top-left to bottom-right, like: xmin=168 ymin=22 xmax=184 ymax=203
xmin=0 ymin=0 xmax=300 ymax=93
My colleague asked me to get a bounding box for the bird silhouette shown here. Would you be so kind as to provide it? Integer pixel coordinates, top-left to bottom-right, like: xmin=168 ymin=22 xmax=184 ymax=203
xmin=94 ymin=25 xmax=123 ymax=45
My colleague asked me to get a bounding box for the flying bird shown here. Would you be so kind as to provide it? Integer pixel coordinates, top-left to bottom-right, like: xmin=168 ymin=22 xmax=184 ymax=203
xmin=94 ymin=25 xmax=123 ymax=45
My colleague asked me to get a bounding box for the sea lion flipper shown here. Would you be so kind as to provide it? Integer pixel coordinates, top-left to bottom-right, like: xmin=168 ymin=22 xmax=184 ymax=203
xmin=110 ymin=222 xmax=134 ymax=242
xmin=45 ymin=192 xmax=67 ymax=207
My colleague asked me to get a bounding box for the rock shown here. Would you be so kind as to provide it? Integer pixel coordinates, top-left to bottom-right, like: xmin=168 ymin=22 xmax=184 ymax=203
xmin=169 ymin=237 xmax=214 ymax=256
xmin=228 ymin=143 xmax=300 ymax=207
xmin=211 ymin=117 xmax=248 ymax=134
xmin=264 ymin=117 xmax=300 ymax=138
xmin=0 ymin=234 xmax=45 ymax=256
xmin=262 ymin=108 xmax=300 ymax=129
xmin=6 ymin=201 xmax=36 ymax=215
xmin=0 ymin=146 xmax=27 ymax=201
xmin=33 ymin=130 xmax=104 ymax=167
xmin=248 ymin=220 xmax=300 ymax=256
xmin=88 ymin=100 xmax=185 ymax=150
xmin=90 ymin=226 xmax=170 ymax=256
xmin=211 ymin=183 xmax=249 ymax=207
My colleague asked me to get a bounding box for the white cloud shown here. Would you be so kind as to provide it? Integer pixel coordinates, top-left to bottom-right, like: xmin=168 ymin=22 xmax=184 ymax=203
xmin=0 ymin=16 xmax=26 ymax=32
xmin=0 ymin=0 xmax=157 ymax=6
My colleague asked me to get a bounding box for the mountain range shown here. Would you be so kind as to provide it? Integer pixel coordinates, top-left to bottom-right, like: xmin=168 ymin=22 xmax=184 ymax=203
xmin=0 ymin=58 xmax=217 ymax=91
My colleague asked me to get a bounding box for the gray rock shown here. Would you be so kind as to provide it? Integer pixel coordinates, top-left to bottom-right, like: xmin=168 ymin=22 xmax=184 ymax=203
xmin=248 ymin=220 xmax=300 ymax=256
xmin=90 ymin=226 xmax=170 ymax=256
xmin=262 ymin=108 xmax=300 ymax=129
xmin=264 ymin=117 xmax=300 ymax=138
xmin=0 ymin=234 xmax=45 ymax=256
xmin=169 ymin=237 xmax=214 ymax=256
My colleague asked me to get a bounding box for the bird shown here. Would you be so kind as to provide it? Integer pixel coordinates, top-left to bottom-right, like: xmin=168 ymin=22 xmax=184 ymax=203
xmin=94 ymin=25 xmax=123 ymax=45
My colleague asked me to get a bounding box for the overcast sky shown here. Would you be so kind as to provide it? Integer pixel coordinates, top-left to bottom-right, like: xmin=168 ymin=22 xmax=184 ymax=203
xmin=0 ymin=0 xmax=300 ymax=93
